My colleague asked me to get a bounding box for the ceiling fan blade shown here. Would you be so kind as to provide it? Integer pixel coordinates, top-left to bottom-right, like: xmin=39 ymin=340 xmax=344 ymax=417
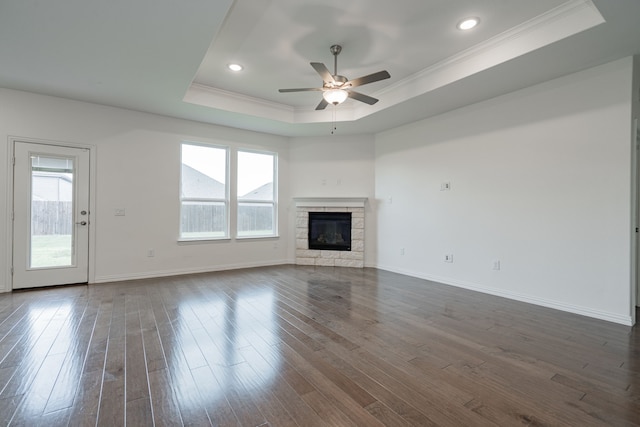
xmin=348 ymin=91 xmax=378 ymax=105
xmin=279 ymin=87 xmax=323 ymax=93
xmin=315 ymin=98 xmax=329 ymax=110
xmin=345 ymin=70 xmax=390 ymax=88
xmin=311 ymin=62 xmax=335 ymax=84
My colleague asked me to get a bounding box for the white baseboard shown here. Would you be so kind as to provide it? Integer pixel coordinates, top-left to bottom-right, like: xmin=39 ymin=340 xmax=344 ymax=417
xmin=376 ymin=264 xmax=633 ymax=326
xmin=61 ymin=260 xmax=638 ymax=326
xmin=93 ymin=259 xmax=291 ymax=284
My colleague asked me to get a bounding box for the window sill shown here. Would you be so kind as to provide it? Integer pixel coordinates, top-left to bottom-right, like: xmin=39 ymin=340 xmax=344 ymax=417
xmin=236 ymin=235 xmax=279 ymax=241
xmin=177 ymin=237 xmax=231 ymax=245
xmin=177 ymin=235 xmax=279 ymax=244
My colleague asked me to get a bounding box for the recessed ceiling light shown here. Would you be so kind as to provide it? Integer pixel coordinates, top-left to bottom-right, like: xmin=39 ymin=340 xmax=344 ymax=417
xmin=228 ymin=63 xmax=243 ymax=72
xmin=457 ymin=17 xmax=479 ymax=31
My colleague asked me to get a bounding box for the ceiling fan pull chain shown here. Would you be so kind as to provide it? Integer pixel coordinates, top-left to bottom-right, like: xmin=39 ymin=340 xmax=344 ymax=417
xmin=331 ymin=105 xmax=337 ymax=135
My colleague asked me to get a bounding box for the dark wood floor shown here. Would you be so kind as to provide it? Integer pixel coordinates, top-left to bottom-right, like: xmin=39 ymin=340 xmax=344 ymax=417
xmin=0 ymin=266 xmax=638 ymax=426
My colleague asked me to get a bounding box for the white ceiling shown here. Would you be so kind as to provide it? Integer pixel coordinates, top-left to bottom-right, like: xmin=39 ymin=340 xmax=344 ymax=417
xmin=1 ymin=0 xmax=639 ymax=137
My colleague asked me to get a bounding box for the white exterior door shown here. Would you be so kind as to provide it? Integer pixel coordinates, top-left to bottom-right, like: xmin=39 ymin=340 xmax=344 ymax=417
xmin=12 ymin=141 xmax=90 ymax=289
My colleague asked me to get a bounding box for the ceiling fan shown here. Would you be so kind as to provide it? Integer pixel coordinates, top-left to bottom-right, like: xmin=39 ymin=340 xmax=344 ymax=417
xmin=279 ymin=44 xmax=391 ymax=110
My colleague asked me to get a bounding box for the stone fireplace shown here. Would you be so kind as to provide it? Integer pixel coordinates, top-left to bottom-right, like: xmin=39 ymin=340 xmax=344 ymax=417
xmin=294 ymin=197 xmax=366 ymax=268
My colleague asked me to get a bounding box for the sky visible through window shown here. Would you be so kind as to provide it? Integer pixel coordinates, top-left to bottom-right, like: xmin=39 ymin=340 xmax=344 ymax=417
xmin=238 ymin=151 xmax=273 ymax=197
xmin=182 ymin=145 xmax=273 ymax=197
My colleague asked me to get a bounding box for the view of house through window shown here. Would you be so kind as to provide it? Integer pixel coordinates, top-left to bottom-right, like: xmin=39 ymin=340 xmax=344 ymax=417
xmin=180 ymin=143 xmax=228 ymax=239
xmin=180 ymin=143 xmax=277 ymax=240
xmin=238 ymin=150 xmax=276 ymax=237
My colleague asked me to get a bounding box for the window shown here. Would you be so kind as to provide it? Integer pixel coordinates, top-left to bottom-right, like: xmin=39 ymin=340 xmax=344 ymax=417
xmin=237 ymin=150 xmax=276 ymax=237
xmin=180 ymin=143 xmax=228 ymax=239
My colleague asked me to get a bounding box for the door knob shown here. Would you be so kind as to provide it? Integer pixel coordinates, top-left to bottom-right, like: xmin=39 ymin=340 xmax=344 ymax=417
xmin=76 ymin=221 xmax=87 ymax=226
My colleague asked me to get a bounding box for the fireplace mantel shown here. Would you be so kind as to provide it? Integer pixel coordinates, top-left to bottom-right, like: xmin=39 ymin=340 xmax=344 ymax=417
xmin=294 ymin=197 xmax=367 ymax=208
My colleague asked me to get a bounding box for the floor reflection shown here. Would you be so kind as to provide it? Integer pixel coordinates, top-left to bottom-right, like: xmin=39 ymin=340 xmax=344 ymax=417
xmin=3 ymin=267 xmax=639 ymax=426
xmin=175 ymin=286 xmax=280 ymax=404
xmin=21 ymin=301 xmax=81 ymax=417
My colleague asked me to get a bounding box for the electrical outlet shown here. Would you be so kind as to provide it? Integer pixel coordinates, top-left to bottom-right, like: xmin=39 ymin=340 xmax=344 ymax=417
xmin=493 ymin=260 xmax=501 ymax=270
xmin=444 ymin=254 xmax=453 ymax=263
xmin=400 ymin=248 xmax=405 ymax=256
xmin=440 ymin=182 xmax=451 ymax=191
xmin=147 ymin=249 xmax=155 ymax=257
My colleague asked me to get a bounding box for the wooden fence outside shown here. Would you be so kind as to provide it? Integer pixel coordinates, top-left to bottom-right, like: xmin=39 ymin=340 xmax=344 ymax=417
xmin=31 ymin=201 xmax=274 ymax=236
xmin=31 ymin=201 xmax=73 ymax=235
xmin=181 ymin=203 xmax=273 ymax=233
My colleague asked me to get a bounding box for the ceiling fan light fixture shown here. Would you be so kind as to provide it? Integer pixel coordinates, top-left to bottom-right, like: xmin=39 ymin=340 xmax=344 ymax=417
xmin=323 ymin=88 xmax=348 ymax=105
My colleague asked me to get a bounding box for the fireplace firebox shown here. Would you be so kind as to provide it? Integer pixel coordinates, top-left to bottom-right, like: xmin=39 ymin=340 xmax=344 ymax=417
xmin=308 ymin=212 xmax=352 ymax=251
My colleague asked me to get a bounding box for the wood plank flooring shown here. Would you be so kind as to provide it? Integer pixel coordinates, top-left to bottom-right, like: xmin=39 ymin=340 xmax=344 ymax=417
xmin=0 ymin=265 xmax=638 ymax=426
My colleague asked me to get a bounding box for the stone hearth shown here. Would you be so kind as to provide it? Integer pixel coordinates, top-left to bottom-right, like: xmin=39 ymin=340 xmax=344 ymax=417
xmin=294 ymin=197 xmax=366 ymax=268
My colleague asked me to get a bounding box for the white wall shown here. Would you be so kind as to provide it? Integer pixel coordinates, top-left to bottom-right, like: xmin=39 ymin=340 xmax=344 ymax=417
xmin=0 ymin=89 xmax=290 ymax=290
xmin=375 ymin=58 xmax=635 ymax=324
xmin=288 ymin=135 xmax=376 ymax=266
xmin=1 ymin=58 xmax=636 ymax=325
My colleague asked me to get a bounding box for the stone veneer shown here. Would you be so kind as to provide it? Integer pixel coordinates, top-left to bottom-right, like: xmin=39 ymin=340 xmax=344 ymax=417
xmin=294 ymin=198 xmax=366 ymax=268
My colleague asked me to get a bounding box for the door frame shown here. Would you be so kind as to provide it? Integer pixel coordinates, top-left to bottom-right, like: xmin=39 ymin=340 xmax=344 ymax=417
xmin=5 ymin=136 xmax=97 ymax=291
xmin=633 ymin=117 xmax=639 ymax=325
xmin=635 ymin=118 xmax=640 ymax=317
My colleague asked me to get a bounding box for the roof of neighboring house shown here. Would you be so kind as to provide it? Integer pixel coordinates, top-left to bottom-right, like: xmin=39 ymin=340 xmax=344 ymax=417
xmin=31 ymin=172 xmax=73 ymax=202
xmin=181 ymin=164 xmax=225 ymax=199
xmin=182 ymin=164 xmax=272 ymax=200
xmin=239 ymin=182 xmax=273 ymax=201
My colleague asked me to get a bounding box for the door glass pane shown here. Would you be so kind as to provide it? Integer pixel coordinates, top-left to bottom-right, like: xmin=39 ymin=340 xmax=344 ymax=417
xmin=30 ymin=155 xmax=74 ymax=268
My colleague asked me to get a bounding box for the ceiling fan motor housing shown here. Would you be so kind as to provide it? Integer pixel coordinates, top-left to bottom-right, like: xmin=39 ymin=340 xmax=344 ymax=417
xmin=326 ymin=75 xmax=347 ymax=89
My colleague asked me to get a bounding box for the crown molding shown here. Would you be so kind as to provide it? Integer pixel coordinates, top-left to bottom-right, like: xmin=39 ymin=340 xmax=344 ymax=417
xmin=184 ymin=82 xmax=361 ymax=124
xmin=294 ymin=197 xmax=368 ymax=208
xmin=380 ymin=0 xmax=604 ymax=103
xmin=186 ymin=0 xmax=604 ymax=126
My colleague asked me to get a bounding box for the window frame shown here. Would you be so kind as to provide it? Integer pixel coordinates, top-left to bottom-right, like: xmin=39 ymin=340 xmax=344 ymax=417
xmin=236 ymin=148 xmax=278 ymax=239
xmin=179 ymin=142 xmax=230 ymax=241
